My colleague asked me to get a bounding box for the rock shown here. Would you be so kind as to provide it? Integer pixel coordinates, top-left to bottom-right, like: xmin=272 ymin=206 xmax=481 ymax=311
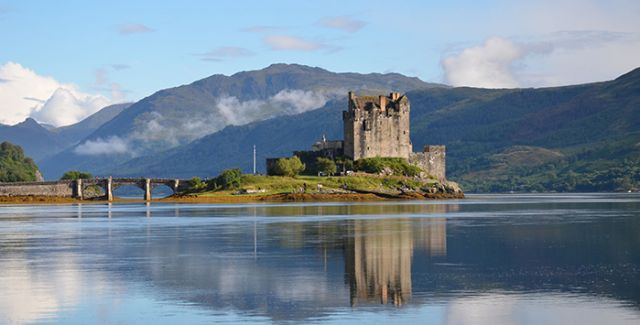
xmin=445 ymin=181 xmax=463 ymax=194
xmin=35 ymin=170 xmax=44 ymax=182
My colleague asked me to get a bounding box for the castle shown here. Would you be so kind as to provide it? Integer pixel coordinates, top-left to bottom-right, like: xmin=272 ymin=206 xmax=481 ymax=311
xmin=343 ymin=92 xmax=412 ymax=160
xmin=267 ymin=91 xmax=447 ymax=180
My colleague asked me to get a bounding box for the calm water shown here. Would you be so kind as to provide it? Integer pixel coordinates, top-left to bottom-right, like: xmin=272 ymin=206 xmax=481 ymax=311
xmin=0 ymin=194 xmax=639 ymax=325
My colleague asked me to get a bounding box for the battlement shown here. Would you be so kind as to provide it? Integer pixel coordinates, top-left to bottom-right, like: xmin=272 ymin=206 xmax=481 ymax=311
xmin=347 ymin=92 xmax=406 ymax=114
xmin=343 ymin=92 xmax=412 ymax=160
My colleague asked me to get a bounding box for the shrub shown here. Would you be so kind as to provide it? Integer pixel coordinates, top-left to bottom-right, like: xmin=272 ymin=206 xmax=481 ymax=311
xmin=61 ymin=170 xmax=93 ymax=180
xmin=316 ymin=157 xmax=337 ymax=175
xmin=272 ymin=156 xmax=305 ymax=177
xmin=354 ymin=157 xmax=422 ymax=176
xmin=335 ymin=157 xmax=354 ymax=171
xmin=189 ymin=177 xmax=207 ymax=191
xmin=215 ymin=168 xmax=242 ymax=189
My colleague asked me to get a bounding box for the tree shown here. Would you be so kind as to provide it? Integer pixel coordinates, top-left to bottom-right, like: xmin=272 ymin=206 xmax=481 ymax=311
xmin=189 ymin=176 xmax=207 ymax=191
xmin=60 ymin=170 xmax=93 ymax=180
xmin=215 ymin=168 xmax=242 ymax=189
xmin=273 ymin=156 xmax=305 ymax=177
xmin=0 ymin=141 xmax=40 ymax=182
xmin=316 ymin=157 xmax=337 ymax=175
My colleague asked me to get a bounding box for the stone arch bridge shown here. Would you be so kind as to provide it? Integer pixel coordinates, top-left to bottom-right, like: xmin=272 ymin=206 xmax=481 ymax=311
xmin=0 ymin=177 xmax=191 ymax=201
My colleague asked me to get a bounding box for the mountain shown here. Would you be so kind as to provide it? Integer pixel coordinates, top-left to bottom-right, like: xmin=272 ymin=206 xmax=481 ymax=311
xmin=0 ymin=103 xmax=131 ymax=162
xmin=39 ymin=64 xmax=444 ymax=178
xmin=112 ymin=100 xmax=345 ymax=178
xmin=0 ymin=118 xmax=66 ymax=161
xmin=406 ymin=68 xmax=640 ymax=192
xmin=86 ymin=63 xmax=437 ymax=146
xmin=106 ymin=68 xmax=640 ymax=192
xmin=54 ymin=103 xmax=131 ymax=145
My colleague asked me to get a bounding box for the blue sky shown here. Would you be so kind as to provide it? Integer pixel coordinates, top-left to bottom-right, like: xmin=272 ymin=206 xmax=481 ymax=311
xmin=1 ymin=0 xmax=639 ymax=126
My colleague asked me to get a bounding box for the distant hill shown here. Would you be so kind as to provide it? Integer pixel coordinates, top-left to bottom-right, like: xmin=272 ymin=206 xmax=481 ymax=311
xmin=105 ymin=68 xmax=640 ymax=192
xmin=39 ymin=64 xmax=443 ymax=178
xmin=407 ymin=68 xmax=640 ymax=192
xmin=54 ymin=103 xmax=131 ymax=145
xmin=0 ymin=118 xmax=66 ymax=161
xmin=0 ymin=141 xmax=41 ymax=182
xmin=0 ymin=104 xmax=130 ymax=162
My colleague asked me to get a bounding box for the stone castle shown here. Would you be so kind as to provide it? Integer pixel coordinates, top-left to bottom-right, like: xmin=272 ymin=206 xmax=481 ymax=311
xmin=268 ymin=91 xmax=447 ymax=180
xmin=343 ymin=92 xmax=412 ymax=160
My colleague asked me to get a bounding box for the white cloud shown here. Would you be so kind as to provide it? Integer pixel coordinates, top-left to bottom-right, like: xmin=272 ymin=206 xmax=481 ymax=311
xmin=271 ymin=89 xmax=330 ymax=114
xmin=442 ymin=37 xmax=523 ymax=88
xmin=198 ymin=47 xmax=255 ymax=61
xmin=74 ymin=136 xmax=130 ymax=155
xmin=115 ymin=89 xmax=339 ymax=153
xmin=73 ymin=88 xmax=338 ymax=156
xmin=117 ymin=23 xmax=154 ymax=35
xmin=31 ymin=88 xmax=109 ymax=127
xmin=442 ymin=31 xmax=640 ymax=88
xmin=318 ymin=16 xmax=366 ymax=33
xmin=264 ymin=35 xmax=324 ymax=51
xmin=0 ymin=62 xmax=113 ymax=126
xmin=93 ymin=68 xmax=126 ymax=103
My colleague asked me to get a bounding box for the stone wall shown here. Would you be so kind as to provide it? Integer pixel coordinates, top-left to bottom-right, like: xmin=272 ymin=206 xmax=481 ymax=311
xmin=0 ymin=181 xmax=75 ymax=197
xmin=343 ymin=92 xmax=412 ymax=160
xmin=409 ymin=145 xmax=446 ymax=181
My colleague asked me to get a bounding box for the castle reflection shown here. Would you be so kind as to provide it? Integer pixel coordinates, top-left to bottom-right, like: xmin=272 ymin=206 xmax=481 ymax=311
xmin=342 ymin=205 xmax=451 ymax=306
xmin=344 ymin=218 xmax=447 ymax=306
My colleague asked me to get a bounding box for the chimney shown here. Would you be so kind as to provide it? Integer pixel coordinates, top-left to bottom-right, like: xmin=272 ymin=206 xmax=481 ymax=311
xmin=390 ymin=92 xmax=400 ymax=101
xmin=379 ymin=95 xmax=386 ymax=110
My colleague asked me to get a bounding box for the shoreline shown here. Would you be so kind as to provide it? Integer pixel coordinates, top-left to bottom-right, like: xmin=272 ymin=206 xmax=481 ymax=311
xmin=0 ymin=191 xmax=464 ymax=205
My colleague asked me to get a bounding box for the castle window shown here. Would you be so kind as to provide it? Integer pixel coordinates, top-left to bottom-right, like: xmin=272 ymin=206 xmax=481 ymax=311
xmin=363 ymin=120 xmax=371 ymax=131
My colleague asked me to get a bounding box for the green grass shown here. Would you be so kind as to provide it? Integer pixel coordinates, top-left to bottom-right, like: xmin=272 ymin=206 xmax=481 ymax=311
xmin=194 ymin=174 xmax=439 ymax=196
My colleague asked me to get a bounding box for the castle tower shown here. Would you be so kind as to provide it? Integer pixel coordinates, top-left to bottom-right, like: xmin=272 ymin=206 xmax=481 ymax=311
xmin=343 ymin=92 xmax=412 ymax=160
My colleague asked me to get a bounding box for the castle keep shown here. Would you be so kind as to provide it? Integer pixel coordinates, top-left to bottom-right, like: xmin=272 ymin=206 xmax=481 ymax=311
xmin=267 ymin=91 xmax=447 ymax=180
xmin=343 ymin=92 xmax=412 ymax=160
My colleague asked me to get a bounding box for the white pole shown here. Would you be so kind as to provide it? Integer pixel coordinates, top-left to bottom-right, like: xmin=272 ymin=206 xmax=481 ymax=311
xmin=253 ymin=145 xmax=257 ymax=174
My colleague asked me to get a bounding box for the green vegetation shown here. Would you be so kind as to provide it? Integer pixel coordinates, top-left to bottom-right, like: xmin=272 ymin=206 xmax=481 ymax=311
xmin=0 ymin=141 xmax=40 ymax=182
xmin=270 ymin=156 xmax=305 ymax=177
xmin=450 ymin=141 xmax=640 ymax=192
xmin=189 ymin=177 xmax=207 ymax=191
xmin=315 ymin=157 xmax=337 ymax=175
xmin=193 ymin=174 xmax=436 ymax=197
xmin=212 ymin=168 xmax=242 ymax=189
xmin=60 ymin=170 xmax=93 ymax=180
xmin=353 ymin=157 xmax=422 ymax=177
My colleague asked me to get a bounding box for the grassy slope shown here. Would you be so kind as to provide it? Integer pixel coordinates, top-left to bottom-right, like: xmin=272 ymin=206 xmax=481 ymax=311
xmin=196 ymin=174 xmax=438 ymax=197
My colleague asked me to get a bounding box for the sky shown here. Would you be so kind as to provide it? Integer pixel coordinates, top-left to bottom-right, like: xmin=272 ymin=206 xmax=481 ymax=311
xmin=0 ymin=0 xmax=639 ymax=126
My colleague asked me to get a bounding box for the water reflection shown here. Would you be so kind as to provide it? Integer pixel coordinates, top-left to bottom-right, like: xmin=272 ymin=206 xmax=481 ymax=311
xmin=0 ymin=194 xmax=638 ymax=324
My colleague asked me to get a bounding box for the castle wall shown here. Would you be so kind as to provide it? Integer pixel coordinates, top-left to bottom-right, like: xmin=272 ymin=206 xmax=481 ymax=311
xmin=343 ymin=92 xmax=412 ymax=160
xmin=409 ymin=145 xmax=446 ymax=181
